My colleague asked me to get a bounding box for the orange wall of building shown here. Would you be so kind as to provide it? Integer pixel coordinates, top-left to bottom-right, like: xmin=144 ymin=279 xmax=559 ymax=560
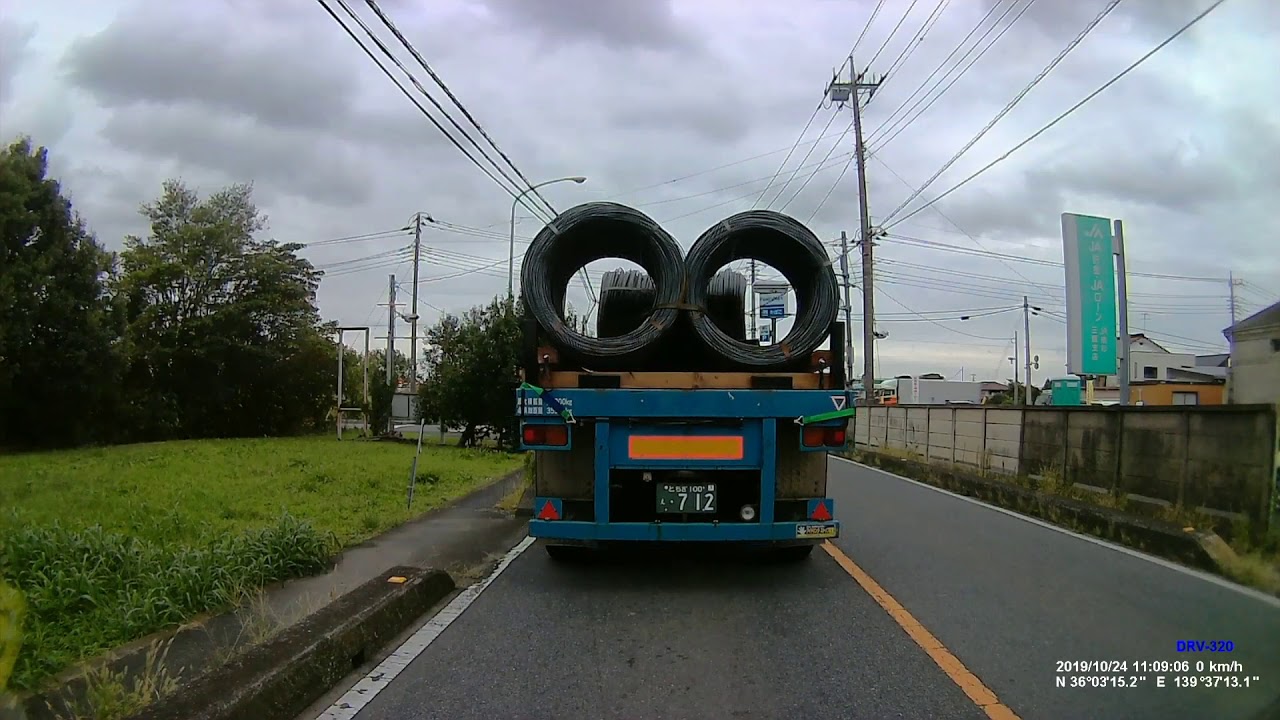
xmin=1129 ymin=383 xmax=1225 ymax=405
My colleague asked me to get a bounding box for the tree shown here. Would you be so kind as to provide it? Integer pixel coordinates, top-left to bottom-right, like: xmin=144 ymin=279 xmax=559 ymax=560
xmin=418 ymin=296 xmax=523 ymax=448
xmin=116 ymin=180 xmax=332 ymax=439
xmin=986 ymin=380 xmax=1042 ymax=406
xmin=0 ymin=137 xmax=123 ymax=449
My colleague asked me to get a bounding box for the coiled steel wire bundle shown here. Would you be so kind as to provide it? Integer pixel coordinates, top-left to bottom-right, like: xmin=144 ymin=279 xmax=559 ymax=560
xmin=520 ymin=202 xmax=685 ymax=368
xmin=596 ymin=268 xmax=747 ymax=342
xmin=684 ymin=210 xmax=840 ymax=370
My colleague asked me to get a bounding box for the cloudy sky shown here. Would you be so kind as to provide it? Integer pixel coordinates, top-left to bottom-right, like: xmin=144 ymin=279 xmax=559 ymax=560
xmin=3 ymin=0 xmax=1277 ymax=383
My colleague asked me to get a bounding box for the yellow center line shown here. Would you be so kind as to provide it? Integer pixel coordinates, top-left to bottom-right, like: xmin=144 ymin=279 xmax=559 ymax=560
xmin=822 ymin=541 xmax=1022 ymax=720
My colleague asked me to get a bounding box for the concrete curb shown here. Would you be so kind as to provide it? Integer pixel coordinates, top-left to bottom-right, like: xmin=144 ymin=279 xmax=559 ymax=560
xmin=124 ymin=566 xmax=454 ymax=720
xmin=514 ymin=479 xmax=536 ymax=518
xmin=851 ymin=450 xmax=1221 ymax=572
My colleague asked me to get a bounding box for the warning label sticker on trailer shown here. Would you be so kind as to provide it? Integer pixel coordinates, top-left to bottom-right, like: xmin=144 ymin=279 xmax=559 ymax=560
xmin=830 ymin=395 xmax=847 ymax=410
xmin=515 ymin=396 xmax=572 ymax=416
xmin=796 ymin=524 xmax=838 ymax=539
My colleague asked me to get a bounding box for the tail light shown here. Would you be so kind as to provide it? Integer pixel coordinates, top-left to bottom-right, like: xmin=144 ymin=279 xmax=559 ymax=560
xmin=522 ymin=423 xmax=568 ymax=447
xmin=802 ymin=426 xmax=846 ymax=448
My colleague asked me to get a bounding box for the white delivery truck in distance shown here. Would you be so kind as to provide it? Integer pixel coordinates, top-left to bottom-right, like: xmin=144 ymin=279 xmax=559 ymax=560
xmin=883 ymin=375 xmax=983 ymax=405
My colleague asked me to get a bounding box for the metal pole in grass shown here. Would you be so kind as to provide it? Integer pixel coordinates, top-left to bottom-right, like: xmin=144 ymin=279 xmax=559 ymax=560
xmin=407 ymin=418 xmax=427 ymax=509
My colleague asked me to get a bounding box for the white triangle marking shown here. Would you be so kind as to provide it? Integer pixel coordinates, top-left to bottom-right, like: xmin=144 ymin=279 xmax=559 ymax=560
xmin=831 ymin=395 xmax=847 ymax=410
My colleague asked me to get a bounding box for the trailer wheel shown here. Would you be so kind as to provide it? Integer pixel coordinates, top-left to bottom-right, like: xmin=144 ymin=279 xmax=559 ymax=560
xmin=774 ymin=545 xmax=815 ymax=562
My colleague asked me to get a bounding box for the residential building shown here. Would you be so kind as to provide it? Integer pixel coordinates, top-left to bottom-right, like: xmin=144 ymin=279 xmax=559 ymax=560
xmin=979 ymin=381 xmax=1008 ymax=402
xmin=1087 ymin=334 xmax=1226 ymax=405
xmin=1223 ymin=301 xmax=1280 ymax=405
xmin=1129 ymin=381 xmax=1224 ymax=406
xmin=1093 ymin=334 xmax=1226 ymax=385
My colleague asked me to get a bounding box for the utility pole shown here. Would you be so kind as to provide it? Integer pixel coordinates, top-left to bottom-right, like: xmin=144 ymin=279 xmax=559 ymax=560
xmin=386 ymin=275 xmax=398 ymax=386
xmin=1228 ymin=271 xmax=1239 ymax=326
xmin=1011 ymin=331 xmax=1020 ymax=405
xmin=383 ymin=275 xmax=398 ymax=435
xmin=748 ymin=261 xmax=758 ymax=341
xmin=409 ymin=213 xmax=422 ymax=393
xmin=1023 ymin=295 xmax=1032 ymax=406
xmin=1113 ymin=219 xmax=1130 ymax=406
xmin=838 ymin=231 xmax=856 ymax=390
xmin=829 ymin=58 xmax=883 ymax=405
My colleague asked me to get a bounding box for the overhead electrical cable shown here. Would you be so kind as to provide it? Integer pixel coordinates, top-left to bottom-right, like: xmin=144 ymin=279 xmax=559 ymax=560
xmin=764 ymin=111 xmax=844 ymax=210
xmin=883 ymin=0 xmax=1231 ymax=229
xmin=881 ymin=0 xmax=952 ymax=82
xmin=314 ymin=0 xmax=548 ymax=221
xmin=864 ymin=0 xmax=922 ymax=70
xmin=865 ymin=0 xmax=1024 ymax=146
xmin=360 ymin=0 xmax=559 ymax=221
xmin=881 ymin=0 xmax=1123 ymax=225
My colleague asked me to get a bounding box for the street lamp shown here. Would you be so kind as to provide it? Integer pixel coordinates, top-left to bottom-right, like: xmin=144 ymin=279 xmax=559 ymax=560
xmin=509 ymin=176 xmax=587 ymax=297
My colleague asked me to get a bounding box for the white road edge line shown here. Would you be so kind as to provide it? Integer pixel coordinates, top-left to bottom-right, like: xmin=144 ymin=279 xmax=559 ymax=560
xmin=315 ymin=535 xmax=537 ymax=720
xmin=829 ymin=454 xmax=1280 ymax=609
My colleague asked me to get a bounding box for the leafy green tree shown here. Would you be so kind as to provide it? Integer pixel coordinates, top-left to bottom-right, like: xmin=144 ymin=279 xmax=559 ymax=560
xmin=0 ymin=137 xmax=123 ymax=448
xmin=116 ymin=180 xmax=332 ymax=439
xmin=987 ymin=380 xmax=1041 ymax=406
xmin=418 ymin=296 xmax=523 ymax=447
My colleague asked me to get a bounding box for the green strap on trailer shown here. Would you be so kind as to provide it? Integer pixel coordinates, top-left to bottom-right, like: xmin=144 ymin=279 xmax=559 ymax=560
xmin=519 ymin=382 xmax=575 ymax=423
xmin=797 ymin=406 xmax=857 ymax=425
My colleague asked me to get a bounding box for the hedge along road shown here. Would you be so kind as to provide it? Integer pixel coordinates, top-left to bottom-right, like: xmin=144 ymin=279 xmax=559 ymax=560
xmin=303 ymin=457 xmax=1280 ymax=720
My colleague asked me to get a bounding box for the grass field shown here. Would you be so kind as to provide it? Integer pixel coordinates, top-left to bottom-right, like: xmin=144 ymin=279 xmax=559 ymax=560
xmin=0 ymin=435 xmax=522 ymax=693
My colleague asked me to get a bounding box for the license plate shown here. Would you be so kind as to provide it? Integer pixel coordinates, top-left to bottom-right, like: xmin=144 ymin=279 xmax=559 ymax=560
xmin=656 ymin=482 xmax=717 ymax=514
xmin=796 ymin=524 xmax=838 ymax=538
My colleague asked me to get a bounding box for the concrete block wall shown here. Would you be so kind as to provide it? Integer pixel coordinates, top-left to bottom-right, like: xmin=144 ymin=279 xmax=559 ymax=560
xmin=856 ymin=404 xmax=1278 ymax=529
xmin=854 ymin=406 xmax=1023 ymax=475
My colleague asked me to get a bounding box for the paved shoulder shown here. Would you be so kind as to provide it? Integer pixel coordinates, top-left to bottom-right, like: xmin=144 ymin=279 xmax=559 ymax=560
xmin=828 ymin=457 xmax=1280 ymax=720
xmin=344 ymin=542 xmax=985 ymax=720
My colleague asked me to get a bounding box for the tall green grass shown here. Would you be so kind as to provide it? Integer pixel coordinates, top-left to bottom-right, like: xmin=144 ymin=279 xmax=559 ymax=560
xmin=0 ymin=513 xmax=334 ymax=692
xmin=0 ymin=435 xmax=522 ymax=692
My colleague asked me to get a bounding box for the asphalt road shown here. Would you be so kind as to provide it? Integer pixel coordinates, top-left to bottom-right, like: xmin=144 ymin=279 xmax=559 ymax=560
xmin=310 ymin=457 xmax=1280 ymax=720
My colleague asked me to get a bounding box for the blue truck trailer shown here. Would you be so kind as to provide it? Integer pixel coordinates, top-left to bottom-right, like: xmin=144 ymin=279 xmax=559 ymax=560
xmin=517 ymin=320 xmax=852 ymax=560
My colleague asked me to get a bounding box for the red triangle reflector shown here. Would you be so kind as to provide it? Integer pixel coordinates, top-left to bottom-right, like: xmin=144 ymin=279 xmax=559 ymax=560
xmin=811 ymin=501 xmax=832 ymax=522
xmin=537 ymin=500 xmax=561 ymax=521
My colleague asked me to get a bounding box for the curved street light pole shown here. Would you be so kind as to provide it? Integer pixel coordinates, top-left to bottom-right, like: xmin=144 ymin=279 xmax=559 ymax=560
xmin=509 ymin=176 xmax=588 ymax=298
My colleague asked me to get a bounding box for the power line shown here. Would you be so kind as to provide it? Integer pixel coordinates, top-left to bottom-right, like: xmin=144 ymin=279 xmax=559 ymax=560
xmin=851 ymin=0 xmax=888 ymax=59
xmin=886 ymin=232 xmax=1228 ymax=283
xmin=302 ymin=228 xmax=409 ymax=247
xmin=865 ymin=0 xmax=922 ymax=70
xmin=879 ymin=258 xmax=1231 ymax=304
xmin=871 ymin=155 xmax=1058 ymax=298
xmin=315 ymin=0 xmax=549 ymax=221
xmin=804 ymin=147 xmax=860 ymax=224
xmin=876 ymin=286 xmax=1014 ymax=341
xmin=778 ymin=119 xmax=857 ymax=213
xmin=881 ymin=0 xmax=952 ymax=81
xmin=765 ymin=110 xmax=844 ymax=210
xmin=360 ymin=0 xmax=558 ymax=221
xmin=881 ymin=0 xmax=1122 ymax=225
xmin=753 ymin=103 xmax=827 ymax=208
xmin=884 ymin=0 xmax=1232 ymax=229
xmin=867 ymin=0 xmax=1031 ymax=148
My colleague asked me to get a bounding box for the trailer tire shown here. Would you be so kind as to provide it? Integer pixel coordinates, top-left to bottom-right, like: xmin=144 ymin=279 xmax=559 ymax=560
xmin=774 ymin=545 xmax=815 ymax=562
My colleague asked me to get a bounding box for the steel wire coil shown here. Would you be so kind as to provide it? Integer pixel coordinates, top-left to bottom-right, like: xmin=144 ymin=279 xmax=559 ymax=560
xmin=520 ymin=202 xmax=685 ymax=367
xmin=597 ymin=267 xmax=747 ymax=342
xmin=684 ymin=210 xmax=839 ymax=370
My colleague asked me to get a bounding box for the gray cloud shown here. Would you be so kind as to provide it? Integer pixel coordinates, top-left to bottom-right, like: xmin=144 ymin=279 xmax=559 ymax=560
xmin=478 ymin=0 xmax=702 ymax=53
xmin=62 ymin=9 xmax=359 ymax=133
xmin=100 ymin=105 xmax=375 ymax=207
xmin=3 ymin=0 xmax=1277 ymax=378
xmin=0 ymin=19 xmax=37 ymax=106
